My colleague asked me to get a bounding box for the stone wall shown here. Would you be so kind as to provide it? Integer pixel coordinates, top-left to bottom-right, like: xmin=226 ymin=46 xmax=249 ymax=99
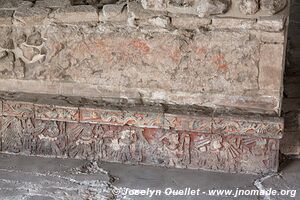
xmin=0 ymin=0 xmax=289 ymax=115
xmin=0 ymin=0 xmax=289 ymax=174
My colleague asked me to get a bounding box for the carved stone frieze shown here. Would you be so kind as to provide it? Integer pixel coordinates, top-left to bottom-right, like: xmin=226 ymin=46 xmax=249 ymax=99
xmin=1 ymin=116 xmax=67 ymax=156
xmin=164 ymin=114 xmax=212 ymax=133
xmin=2 ymin=100 xmax=34 ymax=118
xmin=0 ymin=115 xmax=280 ymax=174
xmin=212 ymin=116 xmax=284 ymax=139
xmin=35 ymin=104 xmax=80 ymax=122
xmin=0 ymin=94 xmax=284 ymax=138
xmin=80 ymin=108 xmax=164 ymax=128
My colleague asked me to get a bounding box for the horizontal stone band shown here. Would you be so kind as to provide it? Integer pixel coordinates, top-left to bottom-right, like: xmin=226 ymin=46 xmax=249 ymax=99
xmin=0 ymin=91 xmax=284 ymax=139
xmin=0 ymin=115 xmax=280 ymax=174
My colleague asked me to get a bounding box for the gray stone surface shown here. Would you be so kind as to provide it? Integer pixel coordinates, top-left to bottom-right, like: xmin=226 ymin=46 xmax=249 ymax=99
xmin=0 ymin=153 xmax=298 ymax=200
xmin=281 ymin=0 xmax=300 ymax=156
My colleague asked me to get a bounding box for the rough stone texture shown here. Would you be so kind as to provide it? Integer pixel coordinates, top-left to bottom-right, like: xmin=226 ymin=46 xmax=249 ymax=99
xmin=0 ymin=91 xmax=283 ymax=174
xmin=0 ymin=0 xmax=289 ymax=115
xmin=196 ymin=0 xmax=230 ymax=17
xmin=102 ymin=4 xmax=127 ymax=22
xmin=171 ymin=14 xmax=211 ymax=29
xmin=50 ymin=5 xmax=99 ymax=23
xmin=14 ymin=6 xmax=50 ymax=26
xmin=239 ymin=0 xmax=259 ymax=15
xmin=261 ymin=0 xmax=287 ymax=15
xmin=259 ymin=44 xmax=285 ymax=91
xmin=35 ymin=0 xmax=72 ymax=8
xmin=141 ymin=0 xmax=231 ymax=17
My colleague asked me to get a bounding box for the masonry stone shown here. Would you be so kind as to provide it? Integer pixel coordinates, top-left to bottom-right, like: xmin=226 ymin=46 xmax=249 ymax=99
xmin=196 ymin=0 xmax=231 ymax=17
xmin=239 ymin=0 xmax=259 ymax=15
xmin=102 ymin=4 xmax=127 ymax=22
xmin=34 ymin=0 xmax=72 ymax=8
xmin=259 ymin=43 xmax=285 ymax=91
xmin=171 ymin=14 xmax=211 ymax=29
xmin=14 ymin=6 xmax=50 ymax=26
xmin=261 ymin=0 xmax=287 ymax=15
xmin=51 ymin=5 xmax=99 ymax=23
xmin=0 ymin=0 xmax=33 ymax=10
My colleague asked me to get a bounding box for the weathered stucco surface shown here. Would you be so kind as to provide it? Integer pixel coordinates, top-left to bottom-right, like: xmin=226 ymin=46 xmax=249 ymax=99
xmin=0 ymin=0 xmax=289 ymax=114
xmin=0 ymin=0 xmax=289 ymax=174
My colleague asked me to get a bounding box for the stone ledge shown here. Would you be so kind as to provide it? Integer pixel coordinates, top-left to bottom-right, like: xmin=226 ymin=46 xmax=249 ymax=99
xmin=0 ymin=91 xmax=284 ymax=139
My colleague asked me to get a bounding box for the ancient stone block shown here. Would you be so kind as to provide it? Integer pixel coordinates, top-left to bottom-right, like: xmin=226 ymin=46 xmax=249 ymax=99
xmin=34 ymin=0 xmax=72 ymax=8
xmin=211 ymin=17 xmax=256 ymax=29
xmin=171 ymin=14 xmax=211 ymax=29
xmin=239 ymin=0 xmax=259 ymax=15
xmin=259 ymin=44 xmax=285 ymax=90
xmin=101 ymin=4 xmax=127 ymax=22
xmin=14 ymin=6 xmax=50 ymax=26
xmin=196 ymin=0 xmax=231 ymax=17
xmin=128 ymin=2 xmax=167 ymax=20
xmin=141 ymin=0 xmax=168 ymax=10
xmin=253 ymin=31 xmax=285 ymax=43
xmin=51 ymin=5 xmax=99 ymax=23
xmin=256 ymin=15 xmax=287 ymax=32
xmin=127 ymin=2 xmax=170 ymax=27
